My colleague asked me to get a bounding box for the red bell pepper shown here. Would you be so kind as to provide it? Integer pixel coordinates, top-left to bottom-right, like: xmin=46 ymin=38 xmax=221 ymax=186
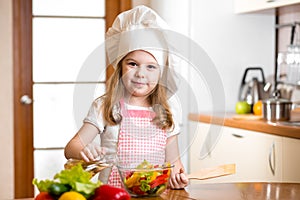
xmin=149 ymin=174 xmax=168 ymax=189
xmin=92 ymin=185 xmax=130 ymax=200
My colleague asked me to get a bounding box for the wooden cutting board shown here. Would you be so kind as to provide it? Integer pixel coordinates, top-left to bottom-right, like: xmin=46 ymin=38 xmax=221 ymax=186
xmin=187 ymin=164 xmax=236 ymax=180
xmin=232 ymin=114 xmax=263 ymax=120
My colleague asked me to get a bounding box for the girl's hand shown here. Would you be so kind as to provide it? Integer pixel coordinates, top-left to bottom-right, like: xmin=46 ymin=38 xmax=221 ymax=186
xmin=169 ymin=168 xmax=189 ymax=189
xmin=80 ymin=143 xmax=106 ymax=162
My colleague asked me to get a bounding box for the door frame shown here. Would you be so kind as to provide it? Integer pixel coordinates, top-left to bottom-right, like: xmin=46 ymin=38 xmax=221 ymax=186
xmin=13 ymin=0 xmax=34 ymax=198
xmin=13 ymin=0 xmax=131 ymax=198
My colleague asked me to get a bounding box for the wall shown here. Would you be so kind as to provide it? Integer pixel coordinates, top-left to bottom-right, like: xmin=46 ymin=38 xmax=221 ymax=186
xmin=0 ymin=0 xmax=14 ymax=198
xmin=131 ymin=0 xmax=275 ymax=172
xmin=134 ymin=0 xmax=275 ymax=112
xmin=189 ymin=0 xmax=275 ymax=112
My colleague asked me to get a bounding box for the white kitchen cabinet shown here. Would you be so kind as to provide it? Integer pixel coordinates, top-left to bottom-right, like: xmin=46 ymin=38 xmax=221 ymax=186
xmin=235 ymin=0 xmax=300 ymax=14
xmin=282 ymin=137 xmax=300 ymax=182
xmin=189 ymin=122 xmax=283 ymax=183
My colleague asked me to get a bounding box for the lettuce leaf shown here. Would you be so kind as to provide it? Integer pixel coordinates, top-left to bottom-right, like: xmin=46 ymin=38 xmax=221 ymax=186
xmin=33 ymin=164 xmax=101 ymax=198
xmin=32 ymin=178 xmax=55 ymax=192
xmin=54 ymin=164 xmax=93 ymax=186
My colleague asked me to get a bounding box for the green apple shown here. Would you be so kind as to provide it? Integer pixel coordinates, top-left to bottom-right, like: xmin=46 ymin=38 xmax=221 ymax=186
xmin=235 ymin=101 xmax=251 ymax=114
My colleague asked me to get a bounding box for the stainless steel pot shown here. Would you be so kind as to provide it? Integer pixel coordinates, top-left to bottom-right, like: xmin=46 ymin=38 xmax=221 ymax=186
xmin=263 ymin=95 xmax=293 ymax=121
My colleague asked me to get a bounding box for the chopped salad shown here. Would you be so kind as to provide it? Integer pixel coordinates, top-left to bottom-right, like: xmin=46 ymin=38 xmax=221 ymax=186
xmin=119 ymin=160 xmax=172 ymax=196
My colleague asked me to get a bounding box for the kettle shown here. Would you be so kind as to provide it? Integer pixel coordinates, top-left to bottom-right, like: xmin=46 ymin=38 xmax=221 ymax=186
xmin=238 ymin=67 xmax=271 ymax=106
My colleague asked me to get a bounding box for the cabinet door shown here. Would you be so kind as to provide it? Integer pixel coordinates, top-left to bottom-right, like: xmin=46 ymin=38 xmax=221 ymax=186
xmin=189 ymin=122 xmax=282 ymax=183
xmin=235 ymin=0 xmax=300 ymax=13
xmin=189 ymin=122 xmax=211 ymax=170
xmin=282 ymin=137 xmax=300 ymax=182
xmin=220 ymin=127 xmax=282 ymax=183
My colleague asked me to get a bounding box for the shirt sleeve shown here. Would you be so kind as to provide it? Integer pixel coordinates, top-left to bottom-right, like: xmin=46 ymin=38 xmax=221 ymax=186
xmin=83 ymin=98 xmax=105 ymax=133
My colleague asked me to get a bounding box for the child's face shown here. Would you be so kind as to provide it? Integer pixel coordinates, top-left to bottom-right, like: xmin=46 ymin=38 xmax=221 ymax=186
xmin=121 ymin=50 xmax=161 ymax=98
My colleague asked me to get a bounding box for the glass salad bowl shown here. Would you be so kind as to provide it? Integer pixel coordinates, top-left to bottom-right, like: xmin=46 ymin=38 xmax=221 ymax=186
xmin=117 ymin=161 xmax=173 ymax=197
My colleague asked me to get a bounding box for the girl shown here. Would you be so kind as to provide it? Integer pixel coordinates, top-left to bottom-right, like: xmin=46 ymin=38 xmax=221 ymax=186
xmin=64 ymin=6 xmax=188 ymax=189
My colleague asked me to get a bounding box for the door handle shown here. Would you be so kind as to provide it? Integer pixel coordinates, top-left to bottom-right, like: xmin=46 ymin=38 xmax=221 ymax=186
xmin=20 ymin=95 xmax=33 ymax=105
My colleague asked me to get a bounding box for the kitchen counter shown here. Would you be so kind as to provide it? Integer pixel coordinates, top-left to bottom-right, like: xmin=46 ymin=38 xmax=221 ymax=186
xmin=15 ymin=182 xmax=300 ymax=200
xmin=189 ymin=110 xmax=300 ymax=139
xmin=158 ymin=182 xmax=300 ymax=200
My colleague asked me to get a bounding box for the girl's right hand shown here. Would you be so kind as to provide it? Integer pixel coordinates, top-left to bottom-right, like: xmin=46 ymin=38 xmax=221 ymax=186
xmin=80 ymin=143 xmax=106 ymax=162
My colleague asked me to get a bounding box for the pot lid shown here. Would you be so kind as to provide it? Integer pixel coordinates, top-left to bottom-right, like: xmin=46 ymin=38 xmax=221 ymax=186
xmin=263 ymin=97 xmax=292 ymax=104
xmin=263 ymin=90 xmax=293 ymax=104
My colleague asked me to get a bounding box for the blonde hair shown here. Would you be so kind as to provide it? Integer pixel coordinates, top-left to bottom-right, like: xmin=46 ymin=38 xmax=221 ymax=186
xmin=100 ymin=60 xmax=174 ymax=130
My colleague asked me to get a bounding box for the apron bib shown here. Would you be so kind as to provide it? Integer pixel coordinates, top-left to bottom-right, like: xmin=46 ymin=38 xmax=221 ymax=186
xmin=107 ymin=100 xmax=167 ymax=187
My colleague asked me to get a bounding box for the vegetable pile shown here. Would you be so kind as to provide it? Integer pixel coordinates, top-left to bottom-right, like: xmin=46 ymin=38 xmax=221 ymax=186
xmin=33 ymin=164 xmax=130 ymax=200
xmin=119 ymin=160 xmax=172 ymax=197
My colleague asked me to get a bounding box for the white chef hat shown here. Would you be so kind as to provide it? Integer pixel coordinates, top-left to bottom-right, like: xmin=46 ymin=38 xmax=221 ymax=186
xmin=105 ymin=5 xmax=179 ymax=97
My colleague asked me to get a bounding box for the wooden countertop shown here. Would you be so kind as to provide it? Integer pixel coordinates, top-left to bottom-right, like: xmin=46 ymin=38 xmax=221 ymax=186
xmin=16 ymin=182 xmax=300 ymax=200
xmin=158 ymin=182 xmax=300 ymax=200
xmin=189 ymin=110 xmax=300 ymax=139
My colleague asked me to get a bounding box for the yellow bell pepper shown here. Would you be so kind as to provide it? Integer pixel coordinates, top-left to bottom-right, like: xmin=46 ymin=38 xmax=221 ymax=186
xmin=125 ymin=172 xmax=140 ymax=188
xmin=148 ymin=171 xmax=158 ymax=183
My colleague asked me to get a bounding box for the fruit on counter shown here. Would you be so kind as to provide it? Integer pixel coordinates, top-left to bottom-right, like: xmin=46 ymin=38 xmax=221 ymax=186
xmin=58 ymin=191 xmax=86 ymax=200
xmin=92 ymin=185 xmax=131 ymax=200
xmin=235 ymin=101 xmax=251 ymax=114
xmin=33 ymin=164 xmax=131 ymax=200
xmin=33 ymin=164 xmax=101 ymax=199
xmin=253 ymin=100 xmax=263 ymax=116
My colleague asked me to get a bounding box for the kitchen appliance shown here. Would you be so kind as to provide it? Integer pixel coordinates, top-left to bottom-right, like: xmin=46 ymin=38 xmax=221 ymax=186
xmin=263 ymin=37 xmax=293 ymax=121
xmin=263 ymin=91 xmax=293 ymax=121
xmin=263 ymin=56 xmax=293 ymax=121
xmin=238 ymin=67 xmax=271 ymax=106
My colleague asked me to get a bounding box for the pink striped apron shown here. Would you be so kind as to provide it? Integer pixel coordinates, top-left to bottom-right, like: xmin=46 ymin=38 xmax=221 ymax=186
xmin=108 ymin=100 xmax=167 ymax=187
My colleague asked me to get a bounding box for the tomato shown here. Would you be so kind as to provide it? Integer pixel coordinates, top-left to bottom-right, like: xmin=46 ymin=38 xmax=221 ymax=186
xmin=35 ymin=192 xmax=55 ymax=200
xmin=48 ymin=183 xmax=70 ymax=196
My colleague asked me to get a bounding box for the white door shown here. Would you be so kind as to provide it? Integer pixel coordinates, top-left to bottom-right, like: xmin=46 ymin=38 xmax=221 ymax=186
xmin=32 ymin=0 xmax=106 ymax=194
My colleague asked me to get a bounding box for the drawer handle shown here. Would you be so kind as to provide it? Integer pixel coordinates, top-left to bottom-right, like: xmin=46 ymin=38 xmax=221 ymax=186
xmin=268 ymin=142 xmax=275 ymax=176
xmin=232 ymin=133 xmax=243 ymax=138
